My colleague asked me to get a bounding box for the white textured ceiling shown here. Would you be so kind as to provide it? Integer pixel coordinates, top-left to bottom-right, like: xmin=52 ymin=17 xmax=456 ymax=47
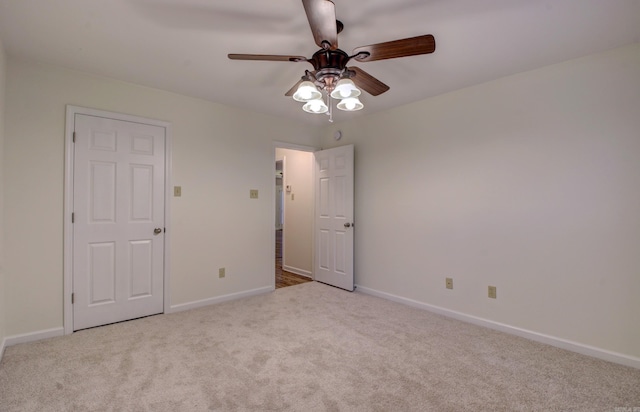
xmin=1 ymin=0 xmax=639 ymax=125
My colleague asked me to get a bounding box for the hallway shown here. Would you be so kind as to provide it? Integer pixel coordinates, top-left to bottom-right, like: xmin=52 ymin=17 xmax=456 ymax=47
xmin=275 ymin=230 xmax=312 ymax=289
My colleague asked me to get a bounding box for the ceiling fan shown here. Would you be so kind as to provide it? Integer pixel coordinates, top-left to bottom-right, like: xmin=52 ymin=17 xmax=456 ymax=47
xmin=228 ymin=0 xmax=436 ymax=118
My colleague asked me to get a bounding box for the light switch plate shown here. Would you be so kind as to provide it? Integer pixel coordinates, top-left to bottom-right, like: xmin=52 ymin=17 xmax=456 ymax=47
xmin=174 ymin=186 xmax=182 ymax=197
xmin=250 ymin=189 xmax=259 ymax=199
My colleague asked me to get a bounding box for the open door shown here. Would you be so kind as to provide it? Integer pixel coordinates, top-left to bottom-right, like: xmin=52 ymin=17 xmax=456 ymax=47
xmin=314 ymin=145 xmax=354 ymax=291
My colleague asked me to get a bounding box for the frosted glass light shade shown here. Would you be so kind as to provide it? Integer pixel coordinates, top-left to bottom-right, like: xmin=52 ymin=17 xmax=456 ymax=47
xmin=302 ymin=99 xmax=328 ymax=114
xmin=336 ymin=97 xmax=364 ymax=111
xmin=330 ymin=78 xmax=361 ymax=99
xmin=293 ymin=81 xmax=322 ymax=102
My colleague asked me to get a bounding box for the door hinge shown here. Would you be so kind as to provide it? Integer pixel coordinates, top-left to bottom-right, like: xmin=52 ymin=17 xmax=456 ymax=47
xmin=73 ymin=131 xmax=76 ymax=143
xmin=71 ymin=293 xmax=75 ymax=304
xmin=72 ymin=212 xmax=75 ymax=223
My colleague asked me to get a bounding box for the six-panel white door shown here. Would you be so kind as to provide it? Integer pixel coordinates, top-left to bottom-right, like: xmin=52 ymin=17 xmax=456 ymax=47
xmin=73 ymin=114 xmax=165 ymax=330
xmin=314 ymin=145 xmax=354 ymax=291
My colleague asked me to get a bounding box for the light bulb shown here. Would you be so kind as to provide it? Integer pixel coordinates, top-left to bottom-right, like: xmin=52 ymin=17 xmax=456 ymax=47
xmin=331 ymin=78 xmax=361 ymax=99
xmin=302 ymin=98 xmax=328 ymax=114
xmin=336 ymin=97 xmax=363 ymax=111
xmin=293 ymin=81 xmax=321 ymax=102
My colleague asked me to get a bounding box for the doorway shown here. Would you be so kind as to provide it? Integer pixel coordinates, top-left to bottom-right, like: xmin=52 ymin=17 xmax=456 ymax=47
xmin=273 ymin=143 xmax=355 ymax=291
xmin=275 ymin=146 xmax=314 ymax=289
xmin=64 ymin=106 xmax=172 ymax=334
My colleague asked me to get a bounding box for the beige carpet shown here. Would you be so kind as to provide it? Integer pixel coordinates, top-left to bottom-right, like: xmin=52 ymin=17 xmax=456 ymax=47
xmin=1 ymin=281 xmax=639 ymax=411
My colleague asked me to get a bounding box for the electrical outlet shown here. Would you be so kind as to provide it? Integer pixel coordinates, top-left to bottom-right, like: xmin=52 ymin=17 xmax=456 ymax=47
xmin=174 ymin=186 xmax=182 ymax=197
xmin=219 ymin=267 xmax=226 ymax=278
xmin=445 ymin=278 xmax=453 ymax=289
xmin=249 ymin=189 xmax=259 ymax=199
xmin=488 ymin=286 xmax=497 ymax=299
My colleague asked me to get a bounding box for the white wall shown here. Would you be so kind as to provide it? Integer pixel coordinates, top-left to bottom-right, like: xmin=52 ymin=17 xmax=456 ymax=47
xmin=275 ymin=148 xmax=314 ymax=277
xmin=321 ymin=43 xmax=640 ymax=359
xmin=3 ymin=57 xmax=319 ymax=336
xmin=0 ymin=38 xmax=7 ymax=349
xmin=3 ymin=42 xmax=640 ymax=364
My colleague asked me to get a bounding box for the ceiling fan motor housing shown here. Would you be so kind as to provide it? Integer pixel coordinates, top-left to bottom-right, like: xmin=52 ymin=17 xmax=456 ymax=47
xmin=310 ymin=48 xmax=350 ymax=91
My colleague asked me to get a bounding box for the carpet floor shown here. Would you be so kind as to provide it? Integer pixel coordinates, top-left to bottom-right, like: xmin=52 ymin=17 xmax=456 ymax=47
xmin=1 ymin=282 xmax=639 ymax=411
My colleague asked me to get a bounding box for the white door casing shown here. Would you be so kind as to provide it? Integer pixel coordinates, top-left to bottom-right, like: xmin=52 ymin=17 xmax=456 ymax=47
xmin=273 ymin=141 xmax=317 ymax=288
xmin=314 ymin=144 xmax=354 ymax=291
xmin=71 ymin=113 xmax=166 ymax=330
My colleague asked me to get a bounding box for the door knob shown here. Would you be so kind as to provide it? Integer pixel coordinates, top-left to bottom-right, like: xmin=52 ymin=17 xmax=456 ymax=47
xmin=154 ymin=228 xmax=163 ymax=235
xmin=344 ymin=222 xmax=352 ymax=228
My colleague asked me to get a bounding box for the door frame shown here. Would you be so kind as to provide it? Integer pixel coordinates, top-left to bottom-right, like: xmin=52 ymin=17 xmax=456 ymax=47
xmin=63 ymin=105 xmax=173 ymax=335
xmin=272 ymin=141 xmax=318 ymax=286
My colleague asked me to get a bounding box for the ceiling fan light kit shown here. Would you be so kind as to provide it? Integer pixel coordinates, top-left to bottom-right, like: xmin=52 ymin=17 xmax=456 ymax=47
xmin=292 ymin=81 xmax=323 ymax=102
xmin=303 ymin=98 xmax=329 ymax=114
xmin=336 ymin=97 xmax=363 ymax=111
xmin=330 ymin=78 xmax=361 ymax=100
xmin=228 ymin=0 xmax=436 ymax=121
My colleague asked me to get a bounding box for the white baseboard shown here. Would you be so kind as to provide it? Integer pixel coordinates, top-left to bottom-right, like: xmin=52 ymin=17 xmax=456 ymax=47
xmin=169 ymin=286 xmax=274 ymax=313
xmin=355 ymin=284 xmax=640 ymax=370
xmin=0 ymin=287 xmax=274 ymax=361
xmin=282 ymin=265 xmax=312 ymax=278
xmin=3 ymin=327 xmax=65 ymax=350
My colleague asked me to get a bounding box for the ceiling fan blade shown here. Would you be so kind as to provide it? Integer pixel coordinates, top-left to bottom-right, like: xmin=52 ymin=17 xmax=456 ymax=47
xmin=351 ymin=34 xmax=435 ymax=62
xmin=302 ymin=0 xmax=338 ymax=50
xmin=228 ymin=54 xmax=308 ymax=62
xmin=348 ymin=67 xmax=389 ymax=96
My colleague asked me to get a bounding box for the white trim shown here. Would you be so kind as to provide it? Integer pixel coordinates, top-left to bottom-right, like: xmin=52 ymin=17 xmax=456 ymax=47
xmin=169 ymin=286 xmax=274 ymax=314
xmin=283 ymin=265 xmax=313 ymax=278
xmin=4 ymin=327 xmax=65 ymax=347
xmin=273 ymin=141 xmax=317 ymax=153
xmin=63 ymin=107 xmax=74 ymax=335
xmin=163 ymin=123 xmax=173 ymax=315
xmin=355 ymin=285 xmax=640 ymax=370
xmin=281 ymin=155 xmax=287 ymax=278
xmin=64 ymin=105 xmax=172 ymax=335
